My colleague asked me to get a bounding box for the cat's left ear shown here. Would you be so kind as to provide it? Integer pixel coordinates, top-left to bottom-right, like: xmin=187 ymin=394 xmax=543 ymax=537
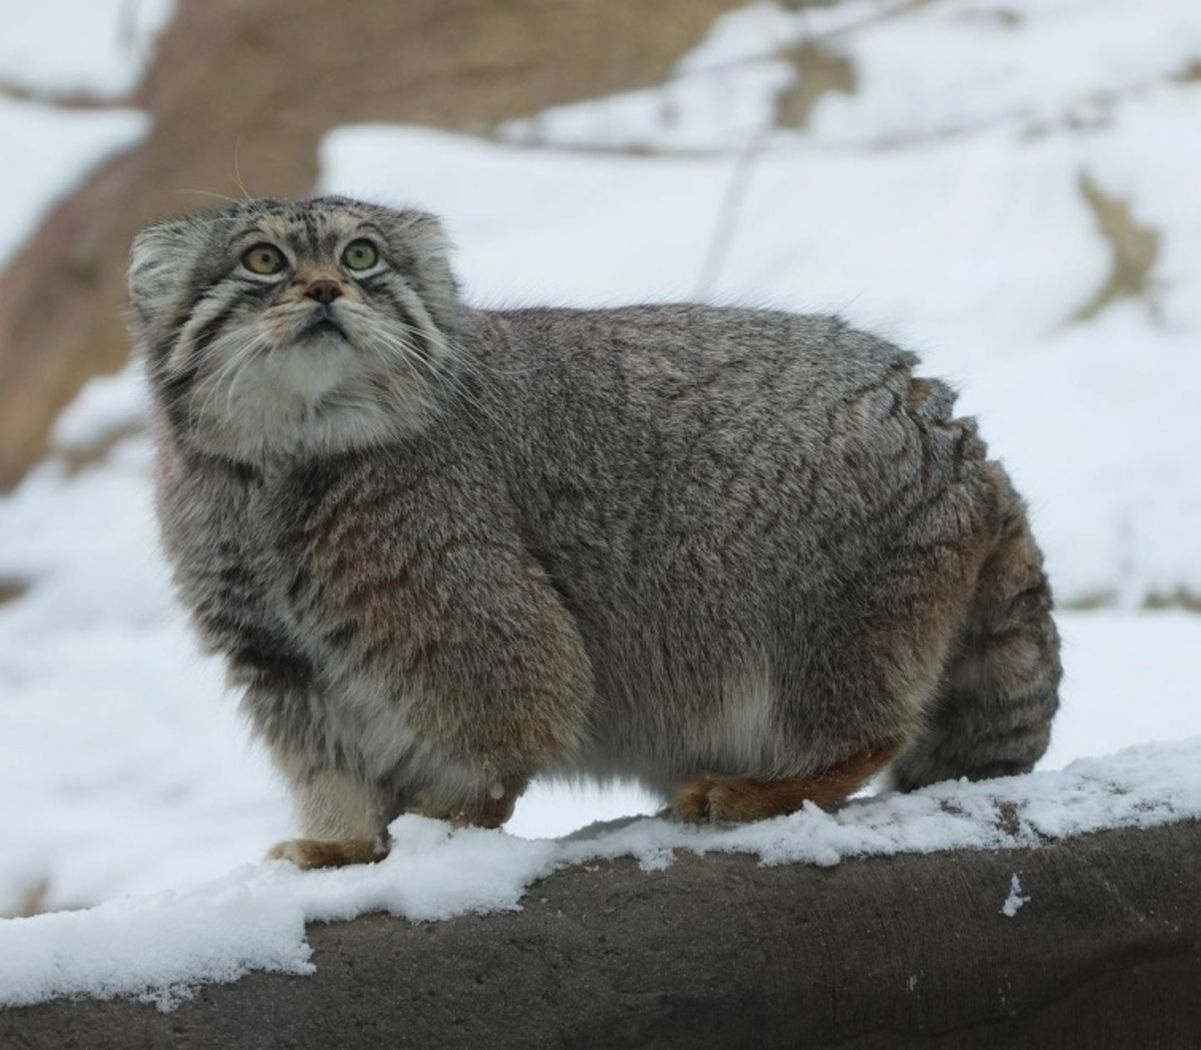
xmin=128 ymin=217 xmax=205 ymax=334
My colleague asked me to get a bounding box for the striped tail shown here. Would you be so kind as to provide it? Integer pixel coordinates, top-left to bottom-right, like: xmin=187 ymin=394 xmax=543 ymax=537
xmin=892 ymin=465 xmax=1062 ymax=791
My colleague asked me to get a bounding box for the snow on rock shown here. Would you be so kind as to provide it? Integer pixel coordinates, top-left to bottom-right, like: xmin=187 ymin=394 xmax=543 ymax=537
xmin=1 ymin=736 xmax=1199 ymax=1010
xmin=0 ymin=99 xmax=149 ymax=270
xmin=1001 ymin=874 xmax=1029 ymax=918
xmin=0 ymin=0 xmax=175 ymax=101
xmin=0 ymin=877 xmax=315 ymax=1012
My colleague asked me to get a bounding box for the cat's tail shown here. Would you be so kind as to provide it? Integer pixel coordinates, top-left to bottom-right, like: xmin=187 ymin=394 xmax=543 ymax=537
xmin=891 ymin=464 xmax=1062 ymax=792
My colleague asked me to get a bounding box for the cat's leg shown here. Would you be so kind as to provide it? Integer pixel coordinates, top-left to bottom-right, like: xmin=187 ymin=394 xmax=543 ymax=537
xmin=890 ymin=464 xmax=1060 ymax=790
xmin=673 ymin=450 xmax=1002 ymax=825
xmin=411 ymin=774 xmax=530 ymax=829
xmin=296 ymin=535 xmax=593 ymax=833
xmin=672 ymin=741 xmax=902 ymax=823
xmin=265 ymin=750 xmax=396 ymax=870
xmin=238 ymin=673 xmax=396 ymax=869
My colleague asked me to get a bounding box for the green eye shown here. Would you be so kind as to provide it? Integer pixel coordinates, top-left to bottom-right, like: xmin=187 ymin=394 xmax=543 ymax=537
xmin=342 ymin=239 xmax=378 ymax=271
xmin=242 ymin=243 xmax=286 ymax=276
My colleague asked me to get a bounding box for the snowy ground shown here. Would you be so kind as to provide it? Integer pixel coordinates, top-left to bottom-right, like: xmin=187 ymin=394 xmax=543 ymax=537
xmin=1 ymin=0 xmax=1200 ymax=1009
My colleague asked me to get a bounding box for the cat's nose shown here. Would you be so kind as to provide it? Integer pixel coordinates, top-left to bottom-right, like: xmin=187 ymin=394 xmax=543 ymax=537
xmin=305 ymin=280 xmax=343 ymax=305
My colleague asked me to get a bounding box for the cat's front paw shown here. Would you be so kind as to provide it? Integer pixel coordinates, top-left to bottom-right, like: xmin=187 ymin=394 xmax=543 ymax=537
xmin=266 ymin=837 xmax=386 ymax=869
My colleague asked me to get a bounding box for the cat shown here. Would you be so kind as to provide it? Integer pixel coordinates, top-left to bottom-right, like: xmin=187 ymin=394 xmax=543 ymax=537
xmin=129 ymin=196 xmax=1060 ymax=868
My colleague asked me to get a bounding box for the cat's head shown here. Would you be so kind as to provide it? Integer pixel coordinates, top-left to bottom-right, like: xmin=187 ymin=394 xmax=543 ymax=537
xmin=129 ymin=196 xmax=460 ymax=461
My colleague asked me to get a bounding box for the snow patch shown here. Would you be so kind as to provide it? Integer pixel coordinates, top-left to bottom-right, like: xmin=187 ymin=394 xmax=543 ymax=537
xmin=51 ymin=365 xmax=150 ymax=450
xmin=1001 ymin=874 xmax=1029 ymax=918
xmin=499 ymin=0 xmax=1201 ymax=152
xmin=0 ymin=0 xmax=176 ymax=100
xmin=0 ymin=99 xmax=149 ymax=271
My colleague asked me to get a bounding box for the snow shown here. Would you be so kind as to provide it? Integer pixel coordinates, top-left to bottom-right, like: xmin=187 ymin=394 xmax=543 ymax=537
xmin=1 ymin=736 xmax=1198 ymax=1010
xmin=51 ymin=367 xmax=153 ymax=451
xmin=1000 ymin=873 xmax=1029 ymax=918
xmin=0 ymin=0 xmax=175 ymax=101
xmin=0 ymin=99 xmax=149 ymax=271
xmin=500 ymin=0 xmax=1201 ymax=151
xmin=2 ymin=0 xmax=1200 ymax=1013
xmin=1043 ymin=611 xmax=1201 ymax=770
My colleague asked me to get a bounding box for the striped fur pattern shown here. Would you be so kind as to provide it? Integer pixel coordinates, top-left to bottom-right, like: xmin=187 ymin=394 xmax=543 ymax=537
xmin=130 ymin=198 xmax=1060 ymax=866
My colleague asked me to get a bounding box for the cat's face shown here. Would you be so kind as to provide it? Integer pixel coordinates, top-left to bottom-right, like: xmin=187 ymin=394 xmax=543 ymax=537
xmin=129 ymin=197 xmax=459 ymax=461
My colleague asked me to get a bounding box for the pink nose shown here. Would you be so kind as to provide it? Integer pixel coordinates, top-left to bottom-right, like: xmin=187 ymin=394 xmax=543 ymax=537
xmin=305 ymin=280 xmax=343 ymax=305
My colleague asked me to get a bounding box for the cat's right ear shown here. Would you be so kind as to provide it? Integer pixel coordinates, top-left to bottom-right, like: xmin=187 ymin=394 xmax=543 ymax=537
xmin=128 ymin=218 xmax=201 ymax=339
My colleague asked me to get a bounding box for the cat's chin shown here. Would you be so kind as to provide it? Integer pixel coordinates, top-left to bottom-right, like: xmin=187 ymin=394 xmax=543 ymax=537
xmin=187 ymin=383 xmax=428 ymax=463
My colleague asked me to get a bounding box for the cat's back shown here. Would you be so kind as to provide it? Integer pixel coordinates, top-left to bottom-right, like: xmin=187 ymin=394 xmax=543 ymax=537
xmin=481 ymin=303 xmax=912 ymax=402
xmin=472 ymin=303 xmax=965 ymax=529
xmin=464 ymin=304 xmax=980 ymax=651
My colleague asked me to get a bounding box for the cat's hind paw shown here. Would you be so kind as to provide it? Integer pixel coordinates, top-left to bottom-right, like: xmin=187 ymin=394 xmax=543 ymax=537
xmin=266 ymin=837 xmax=386 ymax=869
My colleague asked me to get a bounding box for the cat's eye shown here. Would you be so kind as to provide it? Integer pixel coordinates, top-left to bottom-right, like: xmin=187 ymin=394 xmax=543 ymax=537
xmin=242 ymin=243 xmax=286 ymax=276
xmin=342 ymin=239 xmax=378 ymax=271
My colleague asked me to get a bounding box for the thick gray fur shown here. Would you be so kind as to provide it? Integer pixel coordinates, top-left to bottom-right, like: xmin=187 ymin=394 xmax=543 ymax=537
xmin=129 ymin=197 xmax=1060 ymax=847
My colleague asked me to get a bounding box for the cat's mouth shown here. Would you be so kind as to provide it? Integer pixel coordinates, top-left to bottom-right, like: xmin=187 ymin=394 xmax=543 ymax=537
xmin=299 ymin=306 xmax=349 ymax=342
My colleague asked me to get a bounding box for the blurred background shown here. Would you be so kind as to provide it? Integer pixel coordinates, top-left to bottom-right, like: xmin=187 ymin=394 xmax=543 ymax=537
xmin=1 ymin=0 xmax=1199 ymax=917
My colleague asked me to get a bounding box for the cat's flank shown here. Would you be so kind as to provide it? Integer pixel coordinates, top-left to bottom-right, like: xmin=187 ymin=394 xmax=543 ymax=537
xmin=130 ymin=197 xmax=1060 ymax=868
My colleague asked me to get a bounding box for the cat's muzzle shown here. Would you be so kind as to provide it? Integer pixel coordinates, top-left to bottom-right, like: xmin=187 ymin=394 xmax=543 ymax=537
xmin=300 ymin=303 xmax=349 ymax=341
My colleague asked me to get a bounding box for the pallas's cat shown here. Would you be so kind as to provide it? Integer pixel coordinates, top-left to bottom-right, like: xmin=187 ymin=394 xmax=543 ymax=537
xmin=129 ymin=198 xmax=1060 ymax=868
